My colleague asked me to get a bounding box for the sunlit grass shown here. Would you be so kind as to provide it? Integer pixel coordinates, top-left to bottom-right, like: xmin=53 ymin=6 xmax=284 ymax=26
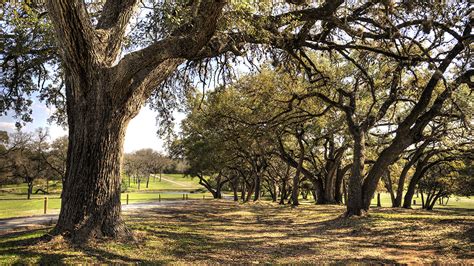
xmin=0 ymin=200 xmax=472 ymax=264
xmin=0 ymin=174 xmax=208 ymax=219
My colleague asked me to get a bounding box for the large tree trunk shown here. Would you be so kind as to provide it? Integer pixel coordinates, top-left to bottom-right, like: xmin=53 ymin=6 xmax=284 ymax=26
xmin=241 ymin=179 xmax=246 ymax=201
xmin=291 ymin=164 xmax=302 ymax=207
xmin=322 ymin=142 xmax=345 ymax=204
xmin=216 ymin=175 xmax=223 ymax=199
xmin=346 ymin=131 xmax=365 ymax=216
xmin=335 ymin=164 xmax=350 ymax=204
xmin=53 ymin=91 xmax=134 ymax=241
xmin=232 ymin=177 xmax=239 ymax=201
xmin=311 ymin=177 xmax=325 ymax=204
xmin=253 ymin=174 xmax=261 ymax=201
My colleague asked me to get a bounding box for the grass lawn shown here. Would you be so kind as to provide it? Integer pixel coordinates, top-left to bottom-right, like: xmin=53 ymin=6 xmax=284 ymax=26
xmin=0 ymin=175 xmax=472 ymax=219
xmin=125 ymin=174 xmax=202 ymax=191
xmin=0 ymin=174 xmax=206 ymax=219
xmin=369 ymin=192 xmax=474 ymax=209
xmin=0 ymin=200 xmax=472 ymax=264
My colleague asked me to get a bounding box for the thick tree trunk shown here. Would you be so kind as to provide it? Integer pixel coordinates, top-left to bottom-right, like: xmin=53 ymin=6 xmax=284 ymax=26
xmin=335 ymin=165 xmax=350 ymax=204
xmin=403 ymin=179 xmax=419 ymax=209
xmin=215 ymin=176 xmax=223 ymax=199
xmin=394 ymin=160 xmax=412 ymax=207
xmin=323 ymin=144 xmax=345 ymax=204
xmin=311 ymin=178 xmax=325 ymax=204
xmin=346 ymin=131 xmax=365 ymax=216
xmin=53 ymin=95 xmax=133 ymax=241
xmin=291 ymin=165 xmax=302 ymax=207
xmin=279 ymin=182 xmax=287 ymax=205
xmin=233 ymin=188 xmax=238 ymax=201
xmin=241 ymin=179 xmax=246 ymax=201
xmin=232 ymin=177 xmax=239 ymax=201
xmin=253 ymin=175 xmax=261 ymax=201
xmin=271 ymin=181 xmax=277 ymax=202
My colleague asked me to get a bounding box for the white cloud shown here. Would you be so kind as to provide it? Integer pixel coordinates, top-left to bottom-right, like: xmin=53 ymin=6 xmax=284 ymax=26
xmin=49 ymin=125 xmax=67 ymax=140
xmin=0 ymin=122 xmax=16 ymax=132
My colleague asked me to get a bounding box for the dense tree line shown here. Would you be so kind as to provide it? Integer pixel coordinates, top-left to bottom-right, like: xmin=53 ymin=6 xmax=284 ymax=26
xmin=1 ymin=0 xmax=472 ymax=242
xmin=174 ymin=65 xmax=473 ymax=211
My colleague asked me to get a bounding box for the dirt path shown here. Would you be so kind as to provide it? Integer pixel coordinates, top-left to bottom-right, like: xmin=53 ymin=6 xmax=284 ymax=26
xmin=0 ymin=200 xmax=187 ymax=232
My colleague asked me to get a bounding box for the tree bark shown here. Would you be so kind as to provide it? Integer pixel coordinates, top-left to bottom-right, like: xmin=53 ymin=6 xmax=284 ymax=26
xmin=346 ymin=130 xmax=366 ymax=216
xmin=254 ymin=174 xmax=261 ymax=201
xmin=323 ymin=142 xmax=345 ymax=204
xmin=291 ymin=133 xmax=305 ymax=207
xmin=53 ymin=94 xmax=133 ymax=241
xmin=335 ymin=164 xmax=350 ymax=204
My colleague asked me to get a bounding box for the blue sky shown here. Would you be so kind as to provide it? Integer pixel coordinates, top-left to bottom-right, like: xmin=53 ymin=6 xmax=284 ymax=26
xmin=0 ymin=99 xmax=182 ymax=153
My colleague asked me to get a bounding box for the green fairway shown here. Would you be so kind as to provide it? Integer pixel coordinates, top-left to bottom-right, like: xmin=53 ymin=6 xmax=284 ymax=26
xmin=1 ymin=175 xmax=472 ymax=219
xmin=0 ymin=174 xmax=208 ymax=219
xmin=369 ymin=192 xmax=474 ymax=209
xmin=124 ymin=174 xmax=202 ymax=191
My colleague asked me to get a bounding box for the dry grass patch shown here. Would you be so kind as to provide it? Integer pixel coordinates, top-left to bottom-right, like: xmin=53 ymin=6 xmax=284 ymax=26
xmin=0 ymin=200 xmax=472 ymax=264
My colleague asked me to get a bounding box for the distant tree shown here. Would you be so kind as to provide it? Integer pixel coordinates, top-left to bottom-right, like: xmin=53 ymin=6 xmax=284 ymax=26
xmin=46 ymin=136 xmax=68 ymax=187
xmin=123 ymin=149 xmax=171 ymax=189
xmin=8 ymin=129 xmax=54 ymax=199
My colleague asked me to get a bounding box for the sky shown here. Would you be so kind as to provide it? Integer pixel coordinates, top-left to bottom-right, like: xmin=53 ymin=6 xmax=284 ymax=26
xmin=0 ymin=100 xmax=182 ymax=154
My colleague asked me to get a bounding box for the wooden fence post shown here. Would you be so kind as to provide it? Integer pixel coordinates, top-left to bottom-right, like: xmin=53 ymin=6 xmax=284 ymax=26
xmin=126 ymin=193 xmax=129 ymax=205
xmin=159 ymin=194 xmax=161 ymax=202
xmin=44 ymin=197 xmax=48 ymax=214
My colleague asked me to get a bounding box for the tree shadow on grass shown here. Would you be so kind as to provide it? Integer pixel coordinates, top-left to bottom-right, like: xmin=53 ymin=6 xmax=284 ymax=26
xmin=0 ymin=228 xmax=70 ymax=264
xmin=130 ymin=200 xmax=473 ymax=263
xmin=0 ymin=227 xmax=159 ymax=264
